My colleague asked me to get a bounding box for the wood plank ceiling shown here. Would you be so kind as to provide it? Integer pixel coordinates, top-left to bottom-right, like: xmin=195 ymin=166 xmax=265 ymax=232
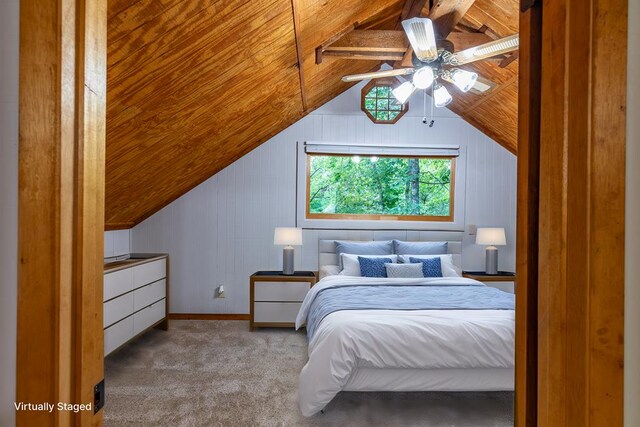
xmin=105 ymin=0 xmax=518 ymax=229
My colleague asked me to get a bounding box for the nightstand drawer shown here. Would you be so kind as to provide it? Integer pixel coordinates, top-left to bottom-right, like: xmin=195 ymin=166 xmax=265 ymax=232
xmin=254 ymin=302 xmax=302 ymax=323
xmin=254 ymin=281 xmax=310 ymax=302
xmin=485 ymin=281 xmax=514 ymax=293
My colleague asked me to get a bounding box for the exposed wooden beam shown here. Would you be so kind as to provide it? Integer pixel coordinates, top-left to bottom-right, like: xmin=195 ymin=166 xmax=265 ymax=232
xmin=290 ymin=0 xmax=308 ymax=110
xmin=499 ymin=51 xmax=519 ymax=68
xmin=323 ymin=51 xmax=406 ymax=61
xmin=324 ymin=30 xmax=407 ymax=53
xmin=315 ymin=23 xmax=357 ymax=64
xmin=429 ymin=0 xmax=478 ymax=38
xmin=322 ymin=30 xmax=408 ymax=61
xmin=399 ymin=0 xmax=429 ymax=23
xmin=446 ymin=31 xmax=493 ymax=52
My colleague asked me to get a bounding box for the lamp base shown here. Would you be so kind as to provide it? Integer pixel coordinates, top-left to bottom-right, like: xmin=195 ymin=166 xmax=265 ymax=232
xmin=485 ymin=246 xmax=498 ymax=275
xmin=282 ymin=247 xmax=295 ymax=275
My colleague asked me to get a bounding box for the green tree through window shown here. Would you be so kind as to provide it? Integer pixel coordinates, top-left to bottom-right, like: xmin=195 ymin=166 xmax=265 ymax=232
xmin=307 ymin=155 xmax=454 ymax=221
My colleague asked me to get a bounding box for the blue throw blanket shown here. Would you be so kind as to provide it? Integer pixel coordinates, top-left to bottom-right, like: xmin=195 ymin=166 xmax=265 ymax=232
xmin=306 ymin=285 xmax=515 ymax=341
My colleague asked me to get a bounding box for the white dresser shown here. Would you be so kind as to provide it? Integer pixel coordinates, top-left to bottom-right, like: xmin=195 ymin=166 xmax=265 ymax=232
xmin=103 ymin=255 xmax=169 ymax=356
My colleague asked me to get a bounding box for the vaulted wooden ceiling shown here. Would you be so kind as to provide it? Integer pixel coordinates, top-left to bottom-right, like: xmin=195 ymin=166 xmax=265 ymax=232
xmin=105 ymin=0 xmax=518 ymax=229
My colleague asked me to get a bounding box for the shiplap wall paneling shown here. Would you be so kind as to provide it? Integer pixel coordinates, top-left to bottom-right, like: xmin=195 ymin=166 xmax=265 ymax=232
xmin=104 ymin=229 xmax=131 ymax=258
xmin=132 ymin=83 xmax=517 ymax=314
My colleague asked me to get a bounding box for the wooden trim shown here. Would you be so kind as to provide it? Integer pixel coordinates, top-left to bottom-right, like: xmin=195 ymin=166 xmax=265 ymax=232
xmin=157 ymin=255 xmax=170 ymax=330
xmin=17 ymin=0 xmax=106 ymax=424
xmin=360 ymin=80 xmax=408 ymax=124
xmin=521 ymin=0 xmax=627 ymax=424
xmin=168 ymin=313 xmax=250 ymax=321
xmin=104 ymin=254 xmax=168 ymax=273
xmin=252 ymin=322 xmax=297 ymax=328
xmin=104 ymin=221 xmax=135 ymax=230
xmin=305 ymin=154 xmax=456 ymax=222
xmin=515 ymin=1 xmax=541 ymax=426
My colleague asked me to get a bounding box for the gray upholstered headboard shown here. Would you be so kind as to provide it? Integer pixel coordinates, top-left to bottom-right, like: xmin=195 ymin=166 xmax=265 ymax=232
xmin=318 ymin=231 xmax=463 ymax=269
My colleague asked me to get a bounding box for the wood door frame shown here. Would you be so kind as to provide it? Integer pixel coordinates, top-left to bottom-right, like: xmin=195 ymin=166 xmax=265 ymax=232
xmin=516 ymin=0 xmax=627 ymax=425
xmin=17 ymin=0 xmax=106 ymax=425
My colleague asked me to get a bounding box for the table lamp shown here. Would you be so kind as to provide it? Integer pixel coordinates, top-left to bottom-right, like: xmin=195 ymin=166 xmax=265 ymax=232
xmin=274 ymin=227 xmax=303 ymax=275
xmin=476 ymin=227 xmax=506 ymax=274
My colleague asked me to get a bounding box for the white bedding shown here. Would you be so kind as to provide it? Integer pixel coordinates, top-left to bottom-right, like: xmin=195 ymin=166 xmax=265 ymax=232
xmin=296 ymin=275 xmax=515 ymax=417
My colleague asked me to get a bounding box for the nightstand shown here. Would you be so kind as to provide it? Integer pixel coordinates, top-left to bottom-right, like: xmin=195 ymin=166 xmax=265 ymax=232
xmin=463 ymin=271 xmax=515 ymax=293
xmin=250 ymin=271 xmax=317 ymax=330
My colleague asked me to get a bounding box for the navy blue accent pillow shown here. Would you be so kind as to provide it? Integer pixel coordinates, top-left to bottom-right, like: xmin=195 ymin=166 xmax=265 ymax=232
xmin=410 ymin=257 xmax=443 ymax=277
xmin=393 ymin=240 xmax=448 ymax=255
xmin=358 ymin=256 xmax=392 ymax=278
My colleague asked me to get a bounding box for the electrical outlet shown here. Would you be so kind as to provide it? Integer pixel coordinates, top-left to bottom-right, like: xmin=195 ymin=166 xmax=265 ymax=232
xmin=216 ymin=285 xmax=225 ymax=299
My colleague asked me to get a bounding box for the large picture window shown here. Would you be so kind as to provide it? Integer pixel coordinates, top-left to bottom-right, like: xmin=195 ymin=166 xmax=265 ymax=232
xmin=306 ymin=154 xmax=455 ymax=222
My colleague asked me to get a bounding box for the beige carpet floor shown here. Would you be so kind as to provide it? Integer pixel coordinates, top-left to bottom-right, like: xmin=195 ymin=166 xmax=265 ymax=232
xmin=104 ymin=320 xmax=513 ymax=427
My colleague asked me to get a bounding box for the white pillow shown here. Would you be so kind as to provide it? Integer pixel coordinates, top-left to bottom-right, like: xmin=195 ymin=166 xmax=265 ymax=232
xmin=319 ymin=265 xmax=341 ymax=280
xmin=340 ymin=254 xmax=398 ymax=277
xmin=398 ymin=254 xmax=461 ymax=277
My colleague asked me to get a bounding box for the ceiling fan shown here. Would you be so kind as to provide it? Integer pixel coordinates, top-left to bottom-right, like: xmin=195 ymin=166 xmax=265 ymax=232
xmin=340 ymin=17 xmax=519 ymax=108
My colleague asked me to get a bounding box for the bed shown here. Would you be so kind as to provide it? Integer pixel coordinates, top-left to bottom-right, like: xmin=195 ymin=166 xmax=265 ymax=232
xmin=295 ymin=238 xmax=515 ymax=417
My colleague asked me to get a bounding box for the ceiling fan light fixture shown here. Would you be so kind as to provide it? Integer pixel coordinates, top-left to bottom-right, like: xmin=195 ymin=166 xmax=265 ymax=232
xmin=448 ymin=69 xmax=478 ymax=92
xmin=433 ymin=84 xmax=452 ymax=108
xmin=412 ymin=67 xmax=435 ymax=90
xmin=402 ymin=18 xmax=438 ymax=63
xmin=392 ymin=81 xmax=416 ymax=104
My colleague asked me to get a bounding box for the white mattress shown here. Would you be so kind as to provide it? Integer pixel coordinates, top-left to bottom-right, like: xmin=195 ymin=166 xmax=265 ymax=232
xmin=296 ymin=276 xmax=515 ymax=416
xmin=344 ymin=367 xmax=514 ymax=392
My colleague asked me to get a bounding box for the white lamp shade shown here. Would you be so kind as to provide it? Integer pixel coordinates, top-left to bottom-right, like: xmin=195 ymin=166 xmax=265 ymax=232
xmin=476 ymin=227 xmax=506 ymax=246
xmin=274 ymin=227 xmax=303 ymax=246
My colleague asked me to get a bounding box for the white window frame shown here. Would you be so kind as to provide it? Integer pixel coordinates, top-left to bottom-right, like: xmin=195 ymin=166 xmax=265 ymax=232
xmin=296 ymin=141 xmax=466 ymax=231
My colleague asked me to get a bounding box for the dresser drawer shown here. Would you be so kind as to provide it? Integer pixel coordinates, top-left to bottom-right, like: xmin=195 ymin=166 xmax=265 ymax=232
xmin=134 ymin=259 xmax=166 ymax=287
xmin=254 ymin=281 xmax=310 ymax=302
xmin=103 ymin=292 xmax=134 ymax=328
xmin=104 ymin=316 xmax=134 ymax=356
xmin=104 ymin=268 xmax=134 ymax=301
xmin=133 ymin=299 xmax=166 ymax=335
xmin=134 ymin=279 xmax=166 ymax=311
xmin=254 ymin=302 xmax=302 ymax=323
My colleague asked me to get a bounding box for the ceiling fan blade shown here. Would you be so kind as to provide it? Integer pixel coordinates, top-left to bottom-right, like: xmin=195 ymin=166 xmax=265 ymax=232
xmin=401 ymin=17 xmax=438 ymax=62
xmin=469 ymin=75 xmax=497 ymax=95
xmin=449 ymin=34 xmax=519 ymax=65
xmin=341 ymin=68 xmax=415 ymax=83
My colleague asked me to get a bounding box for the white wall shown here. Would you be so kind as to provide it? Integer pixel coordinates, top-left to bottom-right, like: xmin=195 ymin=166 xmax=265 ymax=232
xmin=132 ymin=83 xmax=517 ymax=314
xmin=104 ymin=230 xmax=131 ymax=258
xmin=0 ymin=0 xmax=19 ymax=424
xmin=625 ymin=0 xmax=639 ymax=424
